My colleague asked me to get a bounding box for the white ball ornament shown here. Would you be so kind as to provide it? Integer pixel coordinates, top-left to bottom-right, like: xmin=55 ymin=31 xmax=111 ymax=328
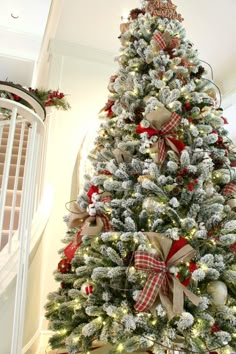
xmin=81 ymin=282 xmax=94 ymax=297
xmin=207 ymin=281 xmax=228 ymax=306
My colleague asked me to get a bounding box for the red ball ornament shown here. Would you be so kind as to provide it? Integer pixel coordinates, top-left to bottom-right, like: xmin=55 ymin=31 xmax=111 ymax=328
xmin=58 ymin=259 xmax=71 ymax=274
xmin=184 ymin=102 xmax=192 ymax=111
xmin=211 ymin=323 xmax=221 ymax=333
xmin=81 ymin=282 xmax=94 ymax=297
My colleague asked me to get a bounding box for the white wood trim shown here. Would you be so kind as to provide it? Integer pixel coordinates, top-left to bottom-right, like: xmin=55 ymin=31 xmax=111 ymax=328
xmin=49 ymin=38 xmax=116 ymax=65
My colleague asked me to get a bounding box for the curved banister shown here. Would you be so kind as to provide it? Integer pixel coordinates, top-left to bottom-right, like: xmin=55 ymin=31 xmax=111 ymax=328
xmin=0 ymin=81 xmax=46 ymax=121
xmin=0 ymin=85 xmax=50 ymax=353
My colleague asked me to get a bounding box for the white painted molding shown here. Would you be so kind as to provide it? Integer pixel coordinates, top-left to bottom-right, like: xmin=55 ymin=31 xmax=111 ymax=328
xmin=49 ymin=39 xmax=116 ymax=65
xmin=222 ymin=90 xmax=236 ymax=110
xmin=33 ymin=0 xmax=63 ymax=88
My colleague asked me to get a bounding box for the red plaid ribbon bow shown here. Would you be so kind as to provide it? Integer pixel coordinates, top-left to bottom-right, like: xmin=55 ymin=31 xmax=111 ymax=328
xmin=133 ymin=235 xmax=200 ymax=317
xmin=136 ymin=112 xmax=185 ymax=164
xmin=156 ymin=112 xmax=185 ymax=164
xmin=222 ymin=182 xmax=236 ymax=197
xmin=134 ymin=251 xmax=169 ymax=312
xmin=152 ymin=33 xmax=167 ymax=50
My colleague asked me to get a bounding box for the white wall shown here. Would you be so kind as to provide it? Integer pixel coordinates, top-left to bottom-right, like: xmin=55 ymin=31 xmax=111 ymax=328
xmin=39 ymin=41 xmax=117 ymax=307
xmin=0 ymin=55 xmax=35 ymax=86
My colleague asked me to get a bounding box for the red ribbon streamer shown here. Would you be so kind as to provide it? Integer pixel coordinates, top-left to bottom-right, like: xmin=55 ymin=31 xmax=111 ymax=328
xmin=87 ymin=185 xmax=99 ymax=204
xmin=64 ymin=230 xmax=82 ymax=262
xmin=64 ymin=214 xmax=111 ymax=262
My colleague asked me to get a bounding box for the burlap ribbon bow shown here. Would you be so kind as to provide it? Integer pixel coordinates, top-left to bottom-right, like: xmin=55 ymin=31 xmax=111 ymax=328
xmin=64 ymin=202 xmax=110 ymax=261
xmin=134 ymin=233 xmax=200 ymax=319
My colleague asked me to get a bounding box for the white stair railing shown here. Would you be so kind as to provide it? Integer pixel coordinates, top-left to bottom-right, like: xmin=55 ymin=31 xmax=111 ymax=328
xmin=0 ymin=82 xmax=47 ymax=354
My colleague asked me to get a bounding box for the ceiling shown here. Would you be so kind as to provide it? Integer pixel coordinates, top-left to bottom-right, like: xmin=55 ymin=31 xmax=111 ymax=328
xmin=0 ymin=0 xmax=51 ymax=85
xmin=55 ymin=0 xmax=236 ymax=95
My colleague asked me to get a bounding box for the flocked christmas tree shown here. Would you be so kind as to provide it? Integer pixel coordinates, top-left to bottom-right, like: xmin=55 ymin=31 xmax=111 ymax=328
xmin=45 ymin=0 xmax=236 ymax=353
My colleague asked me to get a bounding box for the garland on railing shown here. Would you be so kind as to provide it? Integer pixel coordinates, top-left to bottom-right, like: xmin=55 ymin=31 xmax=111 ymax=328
xmin=27 ymin=88 xmax=71 ymax=110
xmin=0 ymin=82 xmax=71 ymax=117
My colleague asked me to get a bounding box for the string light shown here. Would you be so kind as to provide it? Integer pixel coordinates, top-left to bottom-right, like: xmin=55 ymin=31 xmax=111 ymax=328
xmin=117 ymin=343 xmax=124 ymax=352
xmin=192 ymin=328 xmax=200 ymax=337
xmin=200 ymin=264 xmax=208 ymax=272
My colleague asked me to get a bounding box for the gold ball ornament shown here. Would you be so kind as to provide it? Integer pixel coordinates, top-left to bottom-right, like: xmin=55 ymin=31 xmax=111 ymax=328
xmin=212 ymin=170 xmax=223 ymax=184
xmin=207 ymin=281 xmax=228 ymax=306
xmin=212 ymin=169 xmax=230 ymax=184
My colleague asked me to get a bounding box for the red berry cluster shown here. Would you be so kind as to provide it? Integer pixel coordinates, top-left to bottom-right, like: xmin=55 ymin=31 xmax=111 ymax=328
xmin=45 ymin=90 xmax=65 ymax=106
xmin=176 ymin=168 xmax=199 ymax=192
xmin=211 ymin=323 xmax=221 ymax=333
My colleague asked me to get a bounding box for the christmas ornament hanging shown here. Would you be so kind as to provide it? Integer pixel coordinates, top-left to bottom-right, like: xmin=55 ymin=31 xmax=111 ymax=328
xmin=58 ymin=259 xmax=71 ymax=274
xmin=81 ymin=282 xmax=94 ymax=297
xmin=207 ymin=281 xmax=228 ymax=306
